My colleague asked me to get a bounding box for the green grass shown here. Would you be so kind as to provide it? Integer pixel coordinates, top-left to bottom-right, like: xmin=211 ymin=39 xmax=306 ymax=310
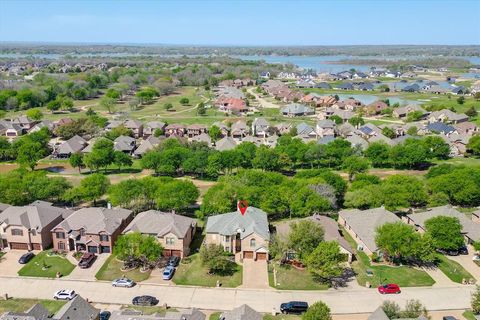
xmin=173 ymin=254 xmax=242 ymax=287
xmin=463 ymin=310 xmax=477 ymax=320
xmin=18 ymin=251 xmax=75 ymax=278
xmin=268 ymin=263 xmax=328 ymax=290
xmin=121 ymin=305 xmax=171 ymax=316
xmin=209 ymin=312 xmax=222 ymax=320
xmin=434 ymin=157 xmax=480 ymax=168
xmin=341 ymin=229 xmax=435 ymax=287
xmin=436 ymin=254 xmax=473 ymax=283
xmin=263 ymin=315 xmax=300 ymax=320
xmin=0 ymin=298 xmax=66 ymax=315
xmin=95 ymin=254 xmax=151 ymax=282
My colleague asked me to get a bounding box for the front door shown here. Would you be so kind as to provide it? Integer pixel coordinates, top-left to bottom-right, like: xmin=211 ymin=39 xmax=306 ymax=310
xmin=235 ymin=233 xmax=241 ymax=253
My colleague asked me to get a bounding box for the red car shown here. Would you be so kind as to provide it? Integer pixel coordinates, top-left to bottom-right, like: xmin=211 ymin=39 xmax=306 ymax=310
xmin=377 ymin=283 xmax=401 ymax=294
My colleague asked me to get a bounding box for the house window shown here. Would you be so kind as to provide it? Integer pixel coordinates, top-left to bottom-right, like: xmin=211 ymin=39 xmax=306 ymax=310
xmin=55 ymin=232 xmax=65 ymax=239
xmin=58 ymin=242 xmax=65 ymax=250
xmin=99 ymin=235 xmax=109 ymax=242
xmin=166 ymin=237 xmax=175 ymax=245
xmin=11 ymin=229 xmax=23 ymax=236
xmin=250 ymin=239 xmax=256 ymax=248
xmin=225 ymin=246 xmax=230 ymax=252
xmin=225 ymin=235 xmax=230 ymax=242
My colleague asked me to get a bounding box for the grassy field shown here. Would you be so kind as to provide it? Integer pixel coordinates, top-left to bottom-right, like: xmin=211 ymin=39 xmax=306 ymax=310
xmin=95 ymin=254 xmax=152 ymax=282
xmin=18 ymin=251 xmax=75 ymax=278
xmin=173 ymin=254 xmax=242 ymax=287
xmin=0 ymin=298 xmax=66 ymax=315
xmin=435 ymin=254 xmax=474 ymax=283
xmin=434 ymin=157 xmax=480 ymax=168
xmin=268 ymin=263 xmax=329 ymax=290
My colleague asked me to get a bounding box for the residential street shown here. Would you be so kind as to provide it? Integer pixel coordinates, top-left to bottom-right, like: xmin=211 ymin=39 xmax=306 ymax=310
xmin=0 ymin=276 xmax=473 ymax=314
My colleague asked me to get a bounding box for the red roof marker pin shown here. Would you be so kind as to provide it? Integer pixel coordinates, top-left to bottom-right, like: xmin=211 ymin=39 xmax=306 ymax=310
xmin=237 ymin=200 xmax=248 ymax=215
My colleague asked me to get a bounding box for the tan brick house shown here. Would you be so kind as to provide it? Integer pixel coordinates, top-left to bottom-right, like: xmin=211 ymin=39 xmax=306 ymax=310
xmin=0 ymin=202 xmax=71 ymax=251
xmin=204 ymin=207 xmax=270 ymax=261
xmin=51 ymin=207 xmax=133 ymax=254
xmin=122 ymin=210 xmax=196 ymax=258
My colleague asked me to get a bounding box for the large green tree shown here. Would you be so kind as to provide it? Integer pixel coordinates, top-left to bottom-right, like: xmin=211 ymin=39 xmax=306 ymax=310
xmin=288 ymin=220 xmax=325 ymax=260
xmin=425 ymin=216 xmax=465 ymax=250
xmin=306 ymin=241 xmax=345 ymax=284
xmin=302 ymin=301 xmax=332 ymax=320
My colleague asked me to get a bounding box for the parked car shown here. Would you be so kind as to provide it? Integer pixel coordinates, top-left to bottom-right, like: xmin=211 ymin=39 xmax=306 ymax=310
xmin=78 ymin=252 xmax=96 ymax=268
xmin=53 ymin=289 xmax=77 ymax=300
xmin=437 ymin=248 xmax=459 ymax=256
xmin=459 ymin=246 xmax=468 ymax=255
xmin=18 ymin=252 xmax=35 ymax=264
xmin=112 ymin=278 xmax=135 ymax=288
xmin=378 ymin=284 xmax=401 ymax=294
xmin=162 ymin=266 xmax=175 ymax=280
xmin=442 ymin=317 xmax=458 ymax=320
xmin=132 ymin=295 xmax=158 ymax=306
xmin=99 ymin=311 xmax=111 ymax=320
xmin=473 ymin=254 xmax=480 ymax=261
xmin=167 ymin=256 xmax=180 ymax=267
xmin=280 ymin=301 xmax=309 ymax=314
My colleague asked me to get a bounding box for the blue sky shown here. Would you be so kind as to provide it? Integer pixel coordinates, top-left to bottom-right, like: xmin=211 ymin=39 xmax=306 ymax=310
xmin=1 ymin=0 xmax=479 ymax=45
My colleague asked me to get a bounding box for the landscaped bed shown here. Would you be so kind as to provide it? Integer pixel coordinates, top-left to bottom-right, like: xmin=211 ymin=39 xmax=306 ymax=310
xmin=268 ymin=263 xmax=328 ymax=290
xmin=0 ymin=298 xmax=65 ymax=314
xmin=95 ymin=254 xmax=151 ymax=282
xmin=18 ymin=251 xmax=75 ymax=278
xmin=173 ymin=254 xmax=242 ymax=287
xmin=436 ymin=254 xmax=474 ymax=283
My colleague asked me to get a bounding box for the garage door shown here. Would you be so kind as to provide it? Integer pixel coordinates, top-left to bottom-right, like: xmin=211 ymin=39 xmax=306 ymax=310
xmin=256 ymin=253 xmax=267 ymax=260
xmin=163 ymin=250 xmax=172 ymax=257
xmin=87 ymin=246 xmax=98 ymax=253
xmin=243 ymin=251 xmax=254 ymax=259
xmin=9 ymin=242 xmax=28 ymax=250
xmin=32 ymin=243 xmax=41 ymax=250
xmin=100 ymin=246 xmax=111 ymax=253
xmin=171 ymin=250 xmax=182 ymax=257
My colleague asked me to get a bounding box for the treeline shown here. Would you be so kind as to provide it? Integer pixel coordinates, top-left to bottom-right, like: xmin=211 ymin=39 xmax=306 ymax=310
xmin=335 ymin=57 xmax=473 ymax=69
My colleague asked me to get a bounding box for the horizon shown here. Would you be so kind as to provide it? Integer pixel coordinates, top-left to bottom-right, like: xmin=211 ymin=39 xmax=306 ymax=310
xmin=1 ymin=0 xmax=479 ymax=45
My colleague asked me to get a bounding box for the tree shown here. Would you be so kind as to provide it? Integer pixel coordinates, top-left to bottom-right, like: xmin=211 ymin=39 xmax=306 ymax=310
xmin=197 ymin=102 xmax=206 ymax=115
xmin=472 ymin=285 xmax=480 ymax=314
xmin=252 ymin=146 xmax=280 ymax=171
xmin=400 ymin=300 xmax=429 ymax=319
xmin=406 ymin=126 xmax=418 ymax=136
xmin=306 ymin=241 xmax=345 ymax=284
xmin=83 ymin=138 xmax=114 ymax=171
xmin=128 ymin=97 xmax=141 ymax=111
xmin=99 ymin=96 xmax=117 ymax=113
xmin=141 ymin=150 xmax=162 ymax=174
xmin=209 ymin=125 xmax=222 ymax=142
xmin=406 ymin=110 xmax=424 ymax=122
xmin=163 ymin=103 xmax=173 ymax=111
xmin=348 ymin=116 xmax=364 ymax=127
xmin=365 ymin=142 xmax=391 ymax=168
xmin=105 ymin=125 xmax=133 ymax=140
xmin=16 ymin=141 xmax=46 ymax=170
xmin=288 ymin=220 xmax=324 ymax=260
xmin=457 ymin=96 xmax=465 ymax=105
xmin=342 ymin=155 xmax=369 ymax=181
xmin=25 ymin=108 xmax=43 ymax=120
xmin=113 ymin=151 xmax=133 ymax=171
xmin=465 ymin=106 xmax=478 ymax=118
xmin=425 ymin=216 xmax=465 ymax=250
xmin=199 ymin=244 xmax=236 ymax=276
xmin=179 ymin=97 xmax=189 ymax=105
xmin=302 ymin=301 xmax=332 ymax=320
xmin=114 ymin=232 xmax=163 ymax=269
xmin=468 ymin=135 xmax=480 ymax=156
xmin=154 ymin=178 xmax=199 ymax=211
xmin=69 ymin=173 xmax=110 ymax=205
xmin=69 ymin=152 xmax=84 ymax=173
xmin=329 ymin=115 xmax=343 ymax=125
xmin=381 ymin=301 xmax=401 ymax=319
xmin=421 ymin=136 xmax=450 ymax=160
xmin=381 ymin=127 xmax=396 ymax=139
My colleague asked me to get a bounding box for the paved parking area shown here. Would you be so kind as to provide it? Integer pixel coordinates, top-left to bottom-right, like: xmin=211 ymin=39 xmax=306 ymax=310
xmin=0 ymin=250 xmax=32 ymax=276
xmin=448 ymin=245 xmax=480 ymax=282
xmin=241 ymin=259 xmax=269 ymax=289
xmin=65 ymin=253 xmax=110 ymax=280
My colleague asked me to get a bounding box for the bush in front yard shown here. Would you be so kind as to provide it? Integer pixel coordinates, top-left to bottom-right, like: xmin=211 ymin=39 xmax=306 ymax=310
xmin=302 ymin=301 xmax=331 ymax=320
xmin=472 ymin=286 xmax=480 ymax=314
xmin=199 ymin=244 xmax=236 ymax=276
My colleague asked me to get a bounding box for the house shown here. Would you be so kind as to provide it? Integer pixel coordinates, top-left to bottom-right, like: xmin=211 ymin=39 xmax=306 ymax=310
xmin=114 ymin=135 xmax=136 ymax=154
xmin=274 ymin=122 xmax=293 ymax=135
xmin=392 ymin=105 xmax=427 ymax=119
xmin=425 ymin=122 xmax=457 ymax=135
xmin=296 ymin=122 xmax=317 ymax=138
xmin=252 ymin=118 xmax=270 ymax=137
xmin=215 ymin=136 xmax=237 ymax=151
xmin=0 ymin=202 xmax=71 ymax=250
xmin=55 ymin=135 xmax=88 ymax=158
xmin=191 ymin=132 xmax=212 ymax=146
xmin=217 ymin=97 xmax=248 ymax=114
xmin=105 ymin=120 xmax=124 ymax=131
xmin=366 ymin=100 xmax=389 ymax=115
xmin=187 ymin=124 xmax=208 ymax=138
xmin=455 ymin=121 xmax=479 ymax=136
xmin=357 ymin=83 xmax=374 ymax=91
xmin=401 ymin=83 xmax=420 ymax=92
xmin=301 ymin=93 xmax=335 ymax=107
xmin=109 ymin=309 xmax=205 ymax=320
xmin=51 ymin=207 xmax=133 ymax=254
xmin=231 ymin=120 xmax=248 ymax=139
xmin=338 ymin=207 xmax=401 ymax=257
xmin=334 ymin=98 xmax=363 ymax=111
xmin=0 ymin=120 xmax=23 ymax=137
xmin=123 ymin=119 xmax=143 ymax=138
xmin=29 ymin=119 xmax=55 ymax=133
xmin=123 ymin=210 xmax=196 ymax=258
xmin=316 ymin=119 xmax=336 ymax=137
xmin=330 ymin=109 xmax=355 ymax=122
xmin=219 ymin=305 xmax=262 ymax=320
xmin=133 ymin=136 xmax=162 ymax=158
xmin=143 ymin=121 xmax=166 ymax=138
xmin=316 ymin=82 xmax=331 ymax=89
xmin=336 ymin=82 xmax=354 ymax=90
xmin=275 ymin=215 xmax=354 ymax=262
xmin=12 ymin=115 xmax=36 ymax=130
xmin=165 ymin=124 xmax=186 ymax=137
xmin=296 ymin=79 xmax=316 ymax=88
xmin=205 ymin=206 xmax=270 ymax=260
xmin=427 ymin=109 xmax=468 ymax=124
xmin=52 ymin=295 xmax=100 ymax=320
xmin=346 ymin=134 xmax=369 ymax=150
xmin=367 ymin=306 xmax=389 ymax=320
xmin=281 ymin=103 xmax=314 ymax=117
xmin=212 ymin=122 xmax=230 ymax=137
xmin=0 ymin=302 xmax=50 ymax=320
xmin=259 ymin=71 xmax=270 ymax=79
xmin=404 ymin=205 xmax=480 ymax=244
xmin=358 ymin=123 xmax=382 ymax=138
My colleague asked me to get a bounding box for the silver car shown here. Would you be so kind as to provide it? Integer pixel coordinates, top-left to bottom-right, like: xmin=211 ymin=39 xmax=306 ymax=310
xmin=111 ymin=278 xmax=135 ymax=288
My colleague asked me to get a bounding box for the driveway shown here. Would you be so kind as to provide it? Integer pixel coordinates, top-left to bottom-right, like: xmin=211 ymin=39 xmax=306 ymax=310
xmin=241 ymin=259 xmax=269 ymax=289
xmin=448 ymin=245 xmax=480 ymax=281
xmin=65 ymin=253 xmax=110 ymax=280
xmin=0 ymin=250 xmax=30 ymax=276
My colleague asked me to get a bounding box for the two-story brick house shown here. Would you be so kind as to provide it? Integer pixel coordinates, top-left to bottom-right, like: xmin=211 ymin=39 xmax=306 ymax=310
xmin=122 ymin=210 xmax=196 ymax=258
xmin=51 ymin=207 xmax=133 ymax=254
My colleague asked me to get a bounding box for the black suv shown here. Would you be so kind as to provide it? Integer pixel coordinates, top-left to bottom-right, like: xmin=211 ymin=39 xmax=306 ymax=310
xmin=18 ymin=252 xmax=35 ymax=264
xmin=167 ymin=256 xmax=180 ymax=267
xmin=132 ymin=295 xmax=159 ymax=306
xmin=280 ymin=301 xmax=309 ymax=314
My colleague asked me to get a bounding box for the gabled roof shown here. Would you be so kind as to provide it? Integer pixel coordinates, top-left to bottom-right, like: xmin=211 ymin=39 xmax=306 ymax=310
xmin=134 ymin=136 xmax=161 ymax=156
xmin=205 ymin=207 xmax=270 ymax=241
xmin=221 ymin=304 xmax=262 ymax=320
xmin=281 ymin=103 xmax=313 ymax=115
xmin=426 ymin=122 xmax=456 ymax=134
xmin=57 ymin=135 xmax=87 ymax=155
xmin=53 ymin=207 xmax=132 ymax=235
xmin=296 ymin=122 xmax=315 ymax=135
xmin=52 ymin=295 xmax=99 ymax=320
xmin=368 ymin=306 xmax=389 ymax=320
xmin=123 ymin=210 xmax=196 ymax=238
xmin=0 ymin=204 xmax=71 ymax=231
xmin=114 ymin=135 xmax=136 ymax=152
xmin=216 ymin=136 xmax=237 ymax=151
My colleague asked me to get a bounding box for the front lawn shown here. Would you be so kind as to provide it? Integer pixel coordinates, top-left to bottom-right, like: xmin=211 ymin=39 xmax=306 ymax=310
xmin=18 ymin=251 xmax=75 ymax=278
xmin=263 ymin=315 xmax=300 ymax=320
xmin=463 ymin=310 xmax=477 ymax=320
xmin=436 ymin=254 xmax=474 ymax=283
xmin=95 ymin=254 xmax=151 ymax=282
xmin=120 ymin=305 xmax=171 ymax=316
xmin=0 ymin=298 xmax=66 ymax=314
xmin=173 ymin=254 xmax=242 ymax=287
xmin=268 ymin=263 xmax=328 ymax=290
xmin=209 ymin=312 xmax=222 ymax=320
